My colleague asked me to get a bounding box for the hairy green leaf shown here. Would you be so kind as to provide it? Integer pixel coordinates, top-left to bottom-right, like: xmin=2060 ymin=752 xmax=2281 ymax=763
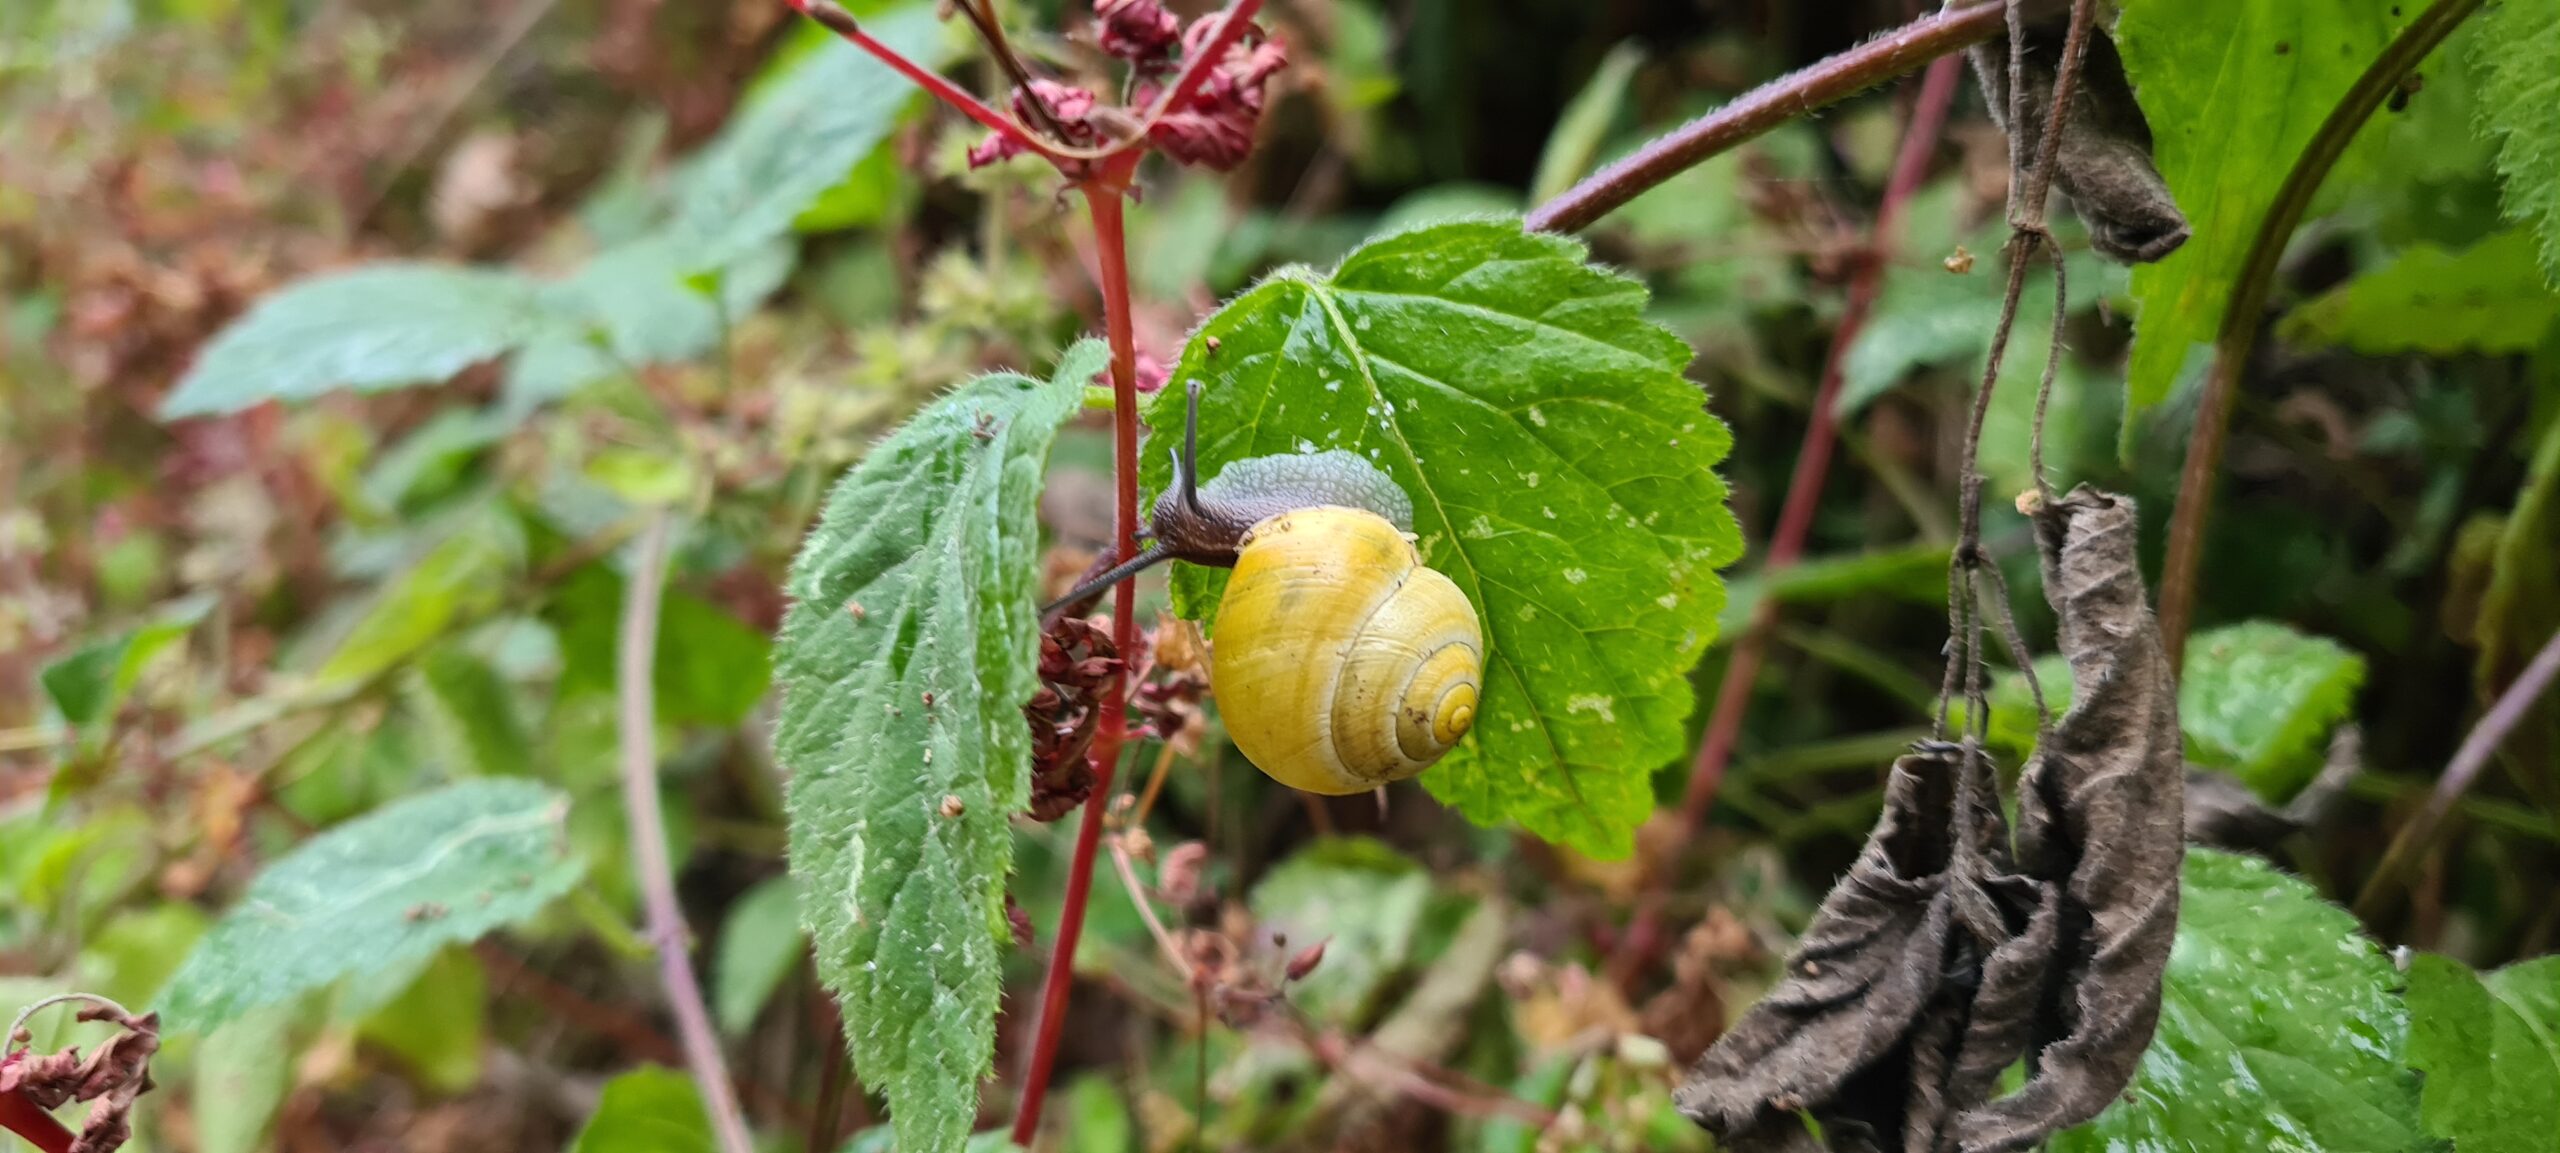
xmin=2474 ymin=0 xmax=2560 ymax=285
xmin=2281 ymin=229 xmax=2560 ymax=353
xmin=1143 ymin=219 xmax=1741 ymax=858
xmin=571 ymin=1066 xmax=715 ymax=1153
xmin=2179 ymin=620 xmax=2366 ymax=801
xmin=714 ymin=875 xmax=805 ymax=1036
xmin=156 ymin=778 xmax=583 ymax=1033
xmin=2049 ymin=849 xmax=2428 ymax=1153
xmin=2115 ymin=0 xmax=2414 ymax=425
xmin=160 ymin=265 xmax=549 ymax=418
xmin=775 ymin=342 xmax=1098 ymax=1152
xmin=2405 ymin=953 xmax=2560 ymax=1153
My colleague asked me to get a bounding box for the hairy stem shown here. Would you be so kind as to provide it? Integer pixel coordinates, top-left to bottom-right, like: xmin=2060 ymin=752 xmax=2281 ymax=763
xmin=2355 ymin=626 xmax=2560 ymax=918
xmin=1609 ymin=54 xmax=1966 ymax=991
xmin=1525 ymin=0 xmax=2028 ymax=235
xmin=619 ymin=513 xmax=756 ymax=1153
xmin=1013 ymin=159 xmax=1146 ymax=1145
xmin=2153 ymin=0 xmax=2485 ymax=667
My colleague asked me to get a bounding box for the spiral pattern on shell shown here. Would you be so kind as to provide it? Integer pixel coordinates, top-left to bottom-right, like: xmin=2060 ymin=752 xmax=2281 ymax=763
xmin=1208 ymin=506 xmax=1484 ymax=795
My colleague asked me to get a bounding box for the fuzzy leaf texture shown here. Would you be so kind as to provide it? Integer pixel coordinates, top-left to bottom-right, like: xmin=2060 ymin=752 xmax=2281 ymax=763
xmin=2113 ymin=0 xmax=2414 ymax=428
xmin=1142 ymin=219 xmax=1741 ymax=858
xmin=159 ymin=265 xmax=548 ymax=419
xmin=773 ymin=342 xmax=1097 ymax=1152
xmin=2404 ymin=953 xmax=2560 ymax=1153
xmin=2281 ymin=229 xmax=2560 ymax=354
xmin=155 ymin=778 xmax=584 ymax=1033
xmin=2047 ymin=849 xmax=2429 ymax=1153
xmin=2473 ymin=0 xmax=2560 ymax=285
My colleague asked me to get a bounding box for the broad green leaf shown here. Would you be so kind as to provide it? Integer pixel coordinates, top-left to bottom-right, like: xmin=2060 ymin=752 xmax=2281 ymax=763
xmin=412 ymin=645 xmax=535 ymax=779
xmin=1142 ymin=219 xmax=1742 ymax=858
xmin=2115 ymin=0 xmax=2416 ymax=425
xmin=160 ymin=264 xmax=548 ymax=418
xmin=537 ymin=234 xmax=794 ymax=368
xmin=1530 ymin=42 xmax=1644 ymax=204
xmin=315 ymin=513 xmax=525 ymax=689
xmin=2474 ymin=0 xmax=2560 ymax=285
xmin=2404 ymin=953 xmax=2560 ymax=1153
xmin=1059 ymin=1075 xmax=1136 ymax=1153
xmin=2476 ymin=412 xmax=2560 ymax=805
xmin=38 ymin=592 xmax=212 ymax=730
xmin=774 ymin=342 xmax=1097 ymax=1153
xmin=2049 ymin=849 xmax=2428 ymax=1153
xmin=354 ymin=947 xmax=487 ymax=1093
xmin=548 ymin=562 xmax=773 ymax=728
xmin=671 ymin=4 xmax=946 ymax=268
xmin=192 ymin=1002 xmax=299 ymax=1153
xmin=713 ymin=875 xmax=804 ymax=1036
xmin=2280 ymin=229 xmax=2560 ymax=354
xmin=2179 ymin=620 xmax=2365 ymax=801
xmin=570 ymin=1066 xmax=713 ymax=1153
xmin=156 ymin=778 xmax=583 ymax=1033
xmin=1247 ymin=838 xmax=1439 ymax=1026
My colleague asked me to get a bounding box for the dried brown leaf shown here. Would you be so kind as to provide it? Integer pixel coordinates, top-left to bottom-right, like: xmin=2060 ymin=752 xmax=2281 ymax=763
xmin=1964 ymin=7 xmax=2190 ymax=263
xmin=1954 ymin=488 xmax=2182 ymax=1153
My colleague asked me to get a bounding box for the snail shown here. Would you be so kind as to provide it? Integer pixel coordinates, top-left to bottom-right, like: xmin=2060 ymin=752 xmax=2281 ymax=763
xmin=1044 ymin=382 xmax=1485 ymax=795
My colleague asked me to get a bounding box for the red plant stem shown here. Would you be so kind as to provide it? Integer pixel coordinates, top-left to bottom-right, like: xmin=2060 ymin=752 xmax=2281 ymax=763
xmin=619 ymin=513 xmax=757 ymax=1153
xmin=1607 ymin=55 xmax=1965 ymax=992
xmin=2355 ymin=625 xmax=2560 ymax=918
xmin=2152 ymin=0 xmax=2484 ymax=669
xmin=1012 ymin=157 xmax=1146 ymax=1146
xmin=0 ymin=1090 xmax=73 ymax=1153
xmin=784 ymin=0 xmax=1059 ymax=161
xmin=1525 ymin=0 xmax=2020 ymax=235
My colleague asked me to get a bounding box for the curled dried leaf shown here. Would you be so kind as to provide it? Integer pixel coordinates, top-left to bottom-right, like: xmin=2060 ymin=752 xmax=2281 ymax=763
xmin=1955 ymin=487 xmax=2182 ymax=1153
xmin=1963 ymin=5 xmax=2190 ymax=263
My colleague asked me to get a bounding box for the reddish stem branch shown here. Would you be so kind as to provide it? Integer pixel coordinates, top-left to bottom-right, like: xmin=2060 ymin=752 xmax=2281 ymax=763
xmin=2152 ymin=0 xmax=2485 ymax=668
xmin=2354 ymin=626 xmax=2560 ymax=918
xmin=1012 ymin=157 xmax=1147 ymax=1146
xmin=1608 ymin=54 xmax=1966 ymax=992
xmin=785 ymin=0 xmax=1061 ymax=160
xmin=0 ymin=1091 xmax=73 ymax=1153
xmin=619 ymin=513 xmax=757 ymax=1153
xmin=1525 ymin=0 xmax=2019 ymax=235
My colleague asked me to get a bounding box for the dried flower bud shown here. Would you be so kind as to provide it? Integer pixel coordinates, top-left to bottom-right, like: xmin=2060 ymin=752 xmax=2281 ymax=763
xmin=1095 ymin=0 xmax=1180 ymax=67
xmin=1284 ymin=937 xmax=1329 ymax=981
xmin=1158 ymin=840 xmax=1209 ymax=906
xmin=1006 ymin=893 xmax=1037 ymax=949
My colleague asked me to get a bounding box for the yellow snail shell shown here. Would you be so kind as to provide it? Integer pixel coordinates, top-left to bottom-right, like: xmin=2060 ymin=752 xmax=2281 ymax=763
xmin=1209 ymin=505 xmax=1484 ymax=794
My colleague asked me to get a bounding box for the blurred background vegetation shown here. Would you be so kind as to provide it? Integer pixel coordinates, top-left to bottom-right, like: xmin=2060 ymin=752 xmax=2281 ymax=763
xmin=2 ymin=0 xmax=2553 ymax=1150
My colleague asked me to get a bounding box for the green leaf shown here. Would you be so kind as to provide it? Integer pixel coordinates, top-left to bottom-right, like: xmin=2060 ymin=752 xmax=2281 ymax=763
xmin=315 ymin=513 xmax=525 ymax=689
xmin=1247 ymin=838 xmax=1439 ymax=1025
xmin=2474 ymin=0 xmax=2560 ymax=285
xmin=155 ymin=778 xmax=584 ymax=1033
xmin=38 ymin=592 xmax=213 ymax=730
xmin=2179 ymin=620 xmax=2366 ymax=801
xmin=2115 ymin=0 xmax=2416 ymax=425
xmin=159 ymin=264 xmax=549 ymax=418
xmin=412 ymin=644 xmax=535 ymax=779
xmin=570 ymin=1066 xmax=715 ymax=1153
xmin=1530 ymin=42 xmax=1644 ymax=204
xmin=1142 ymin=219 xmax=1741 ymax=857
xmin=671 ymin=3 xmax=946 ymax=268
xmin=2280 ymin=229 xmax=2560 ymax=354
xmin=1059 ymin=1075 xmax=1136 ymax=1153
xmin=539 ymin=234 xmax=795 ymax=368
xmin=713 ymin=875 xmax=804 ymax=1036
xmin=2405 ymin=953 xmax=2560 ymax=1153
xmin=192 ymin=1002 xmax=299 ymax=1153
xmin=354 ymin=947 xmax=487 ymax=1094
xmin=2049 ymin=849 xmax=2429 ymax=1153
xmin=774 ymin=342 xmax=1097 ymax=1153
xmin=1718 ymin=542 xmax=1952 ymax=640
xmin=2476 ymin=411 xmax=2560 ymax=805
xmin=548 ymin=562 xmax=773 ymax=728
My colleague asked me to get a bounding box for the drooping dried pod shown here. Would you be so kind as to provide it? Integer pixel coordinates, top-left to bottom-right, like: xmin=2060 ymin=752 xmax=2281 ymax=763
xmin=1955 ymin=487 xmax=2183 ymax=1153
xmin=1962 ymin=5 xmax=2190 ymax=263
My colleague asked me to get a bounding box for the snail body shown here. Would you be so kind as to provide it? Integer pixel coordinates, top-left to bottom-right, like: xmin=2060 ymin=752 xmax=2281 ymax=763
xmin=1045 ymin=382 xmax=1485 ymax=793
